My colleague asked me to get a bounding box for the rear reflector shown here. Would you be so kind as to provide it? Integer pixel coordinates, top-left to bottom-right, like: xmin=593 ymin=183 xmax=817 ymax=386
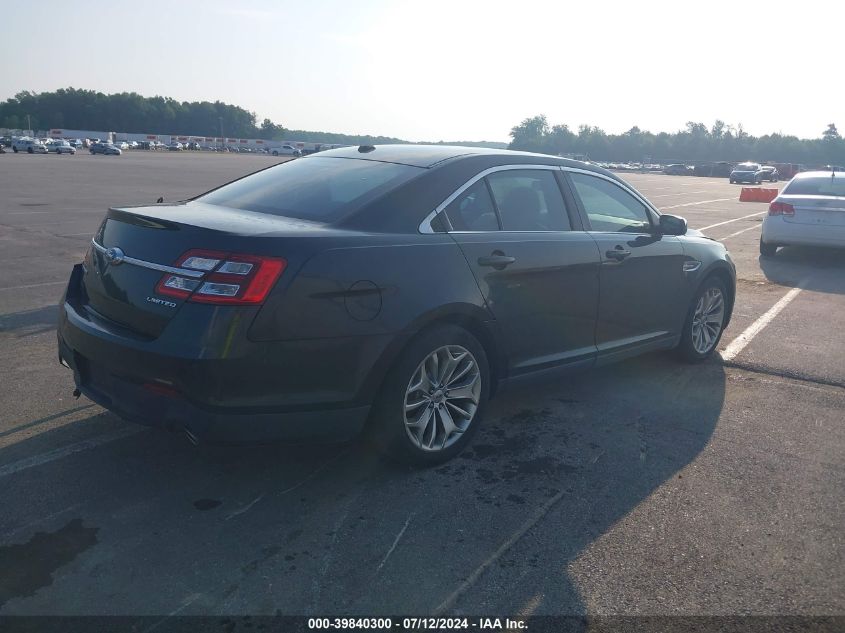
xmin=154 ymin=250 xmax=286 ymax=305
xmin=768 ymin=201 xmax=795 ymax=216
xmin=143 ymin=382 xmax=180 ymax=397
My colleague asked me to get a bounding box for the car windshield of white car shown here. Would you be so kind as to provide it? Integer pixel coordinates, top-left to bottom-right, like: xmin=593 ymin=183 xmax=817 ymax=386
xmin=199 ymin=156 xmax=422 ymax=222
xmin=783 ymin=177 xmax=845 ymax=197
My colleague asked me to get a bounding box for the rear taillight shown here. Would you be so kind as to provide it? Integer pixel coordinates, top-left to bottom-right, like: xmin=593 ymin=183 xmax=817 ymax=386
xmin=768 ymin=201 xmax=795 ymax=216
xmin=154 ymin=249 xmax=286 ymax=305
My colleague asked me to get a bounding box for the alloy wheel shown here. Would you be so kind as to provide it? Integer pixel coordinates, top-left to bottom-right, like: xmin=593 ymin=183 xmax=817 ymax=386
xmin=691 ymin=287 xmax=725 ymax=354
xmin=403 ymin=345 xmax=481 ymax=452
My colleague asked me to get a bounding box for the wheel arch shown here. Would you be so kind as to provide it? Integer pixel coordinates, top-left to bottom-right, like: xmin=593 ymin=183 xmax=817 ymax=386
xmin=359 ymin=303 xmax=503 ymax=407
xmin=698 ymin=263 xmax=736 ymax=328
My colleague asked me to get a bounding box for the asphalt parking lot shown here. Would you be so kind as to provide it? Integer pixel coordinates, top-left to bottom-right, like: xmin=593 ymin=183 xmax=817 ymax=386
xmin=0 ymin=152 xmax=843 ymax=619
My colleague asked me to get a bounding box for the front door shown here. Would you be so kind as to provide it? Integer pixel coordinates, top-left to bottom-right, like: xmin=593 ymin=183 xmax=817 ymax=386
xmin=565 ymin=171 xmax=686 ymax=360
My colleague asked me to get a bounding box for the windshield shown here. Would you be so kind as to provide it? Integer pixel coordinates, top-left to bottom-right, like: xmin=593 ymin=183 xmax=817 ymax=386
xmin=199 ymin=156 xmax=422 ymax=222
xmin=783 ymin=176 xmax=845 ymax=197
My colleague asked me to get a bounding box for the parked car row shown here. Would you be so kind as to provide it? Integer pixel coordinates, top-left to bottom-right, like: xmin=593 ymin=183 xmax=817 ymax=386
xmin=598 ymin=162 xmax=665 ymax=172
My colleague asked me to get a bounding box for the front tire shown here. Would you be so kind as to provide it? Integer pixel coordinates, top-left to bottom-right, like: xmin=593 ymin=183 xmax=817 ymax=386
xmin=27 ymin=147 xmax=33 ymax=154
xmin=677 ymin=276 xmax=729 ymax=363
xmin=369 ymin=324 xmax=490 ymax=465
xmin=760 ymin=238 xmax=777 ymax=257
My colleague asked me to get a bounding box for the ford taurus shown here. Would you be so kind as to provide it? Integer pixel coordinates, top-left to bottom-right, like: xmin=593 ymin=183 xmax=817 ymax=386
xmin=58 ymin=145 xmax=735 ymax=464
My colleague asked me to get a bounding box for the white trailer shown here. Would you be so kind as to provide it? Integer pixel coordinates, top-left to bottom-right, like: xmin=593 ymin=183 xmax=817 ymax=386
xmin=49 ymin=128 xmax=113 ymax=142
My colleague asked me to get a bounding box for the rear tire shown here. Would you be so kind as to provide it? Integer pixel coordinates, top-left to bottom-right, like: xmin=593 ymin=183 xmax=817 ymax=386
xmin=13 ymin=147 xmax=18 ymax=153
xmin=368 ymin=324 xmax=490 ymax=465
xmin=760 ymin=238 xmax=777 ymax=257
xmin=677 ymin=276 xmax=729 ymax=363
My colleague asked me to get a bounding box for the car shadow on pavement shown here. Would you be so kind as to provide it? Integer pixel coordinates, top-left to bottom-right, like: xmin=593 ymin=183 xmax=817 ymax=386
xmin=0 ymin=353 xmax=725 ymax=618
xmin=0 ymin=305 xmax=58 ymax=338
xmin=760 ymin=246 xmax=845 ymax=294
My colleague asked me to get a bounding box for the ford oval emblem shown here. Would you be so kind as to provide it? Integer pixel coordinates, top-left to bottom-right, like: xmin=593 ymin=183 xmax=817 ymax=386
xmin=105 ymin=247 xmax=125 ymax=265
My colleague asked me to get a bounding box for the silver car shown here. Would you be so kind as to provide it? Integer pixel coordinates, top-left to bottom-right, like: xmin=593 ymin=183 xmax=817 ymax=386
xmin=48 ymin=140 xmax=77 ymax=155
xmin=761 ymin=171 xmax=845 ymax=256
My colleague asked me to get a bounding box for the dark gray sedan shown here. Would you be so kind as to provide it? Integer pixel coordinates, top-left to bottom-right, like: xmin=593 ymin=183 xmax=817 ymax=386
xmin=58 ymin=145 xmax=735 ymax=464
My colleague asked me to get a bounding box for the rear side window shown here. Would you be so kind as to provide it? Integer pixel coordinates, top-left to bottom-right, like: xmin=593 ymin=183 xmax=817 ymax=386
xmin=200 ymin=157 xmax=422 ymax=221
xmin=443 ymin=180 xmax=499 ymax=231
xmin=783 ymin=177 xmax=845 ymax=197
xmin=487 ymin=170 xmax=571 ymax=231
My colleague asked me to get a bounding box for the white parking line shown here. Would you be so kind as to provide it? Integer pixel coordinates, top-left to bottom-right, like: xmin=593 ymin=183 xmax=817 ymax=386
xmin=720 ymin=224 xmax=761 ymax=240
xmin=660 ymin=198 xmax=733 ymax=210
xmin=0 ymin=426 xmax=141 ymax=479
xmin=698 ymin=211 xmax=766 ymax=231
xmin=721 ymin=287 xmax=804 ymax=362
xmin=651 ymin=191 xmax=707 ymax=198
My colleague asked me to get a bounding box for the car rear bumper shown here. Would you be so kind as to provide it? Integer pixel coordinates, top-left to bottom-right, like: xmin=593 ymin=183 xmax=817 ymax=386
xmin=762 ymin=217 xmax=845 ymax=248
xmin=58 ymin=334 xmax=370 ymax=443
xmin=57 ymin=264 xmax=386 ymax=444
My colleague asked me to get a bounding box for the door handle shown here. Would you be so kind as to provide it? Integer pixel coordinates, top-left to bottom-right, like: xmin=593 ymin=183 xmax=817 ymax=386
xmin=606 ymin=247 xmax=631 ymax=261
xmin=477 ymin=254 xmax=516 ymax=269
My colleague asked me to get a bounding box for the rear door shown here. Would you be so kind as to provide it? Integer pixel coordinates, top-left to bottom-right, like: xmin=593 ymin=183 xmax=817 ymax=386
xmin=440 ymin=166 xmax=601 ymax=374
xmin=564 ymin=170 xmax=687 ymax=360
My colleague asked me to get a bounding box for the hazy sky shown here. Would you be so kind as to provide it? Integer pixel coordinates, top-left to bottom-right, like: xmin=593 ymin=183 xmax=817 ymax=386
xmin=2 ymin=0 xmax=841 ymax=141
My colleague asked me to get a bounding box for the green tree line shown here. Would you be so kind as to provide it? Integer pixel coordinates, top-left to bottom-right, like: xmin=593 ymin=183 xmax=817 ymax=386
xmin=509 ymin=115 xmax=845 ymax=166
xmin=0 ymin=88 xmax=510 ymax=147
xmin=0 ymin=88 xmax=286 ymax=139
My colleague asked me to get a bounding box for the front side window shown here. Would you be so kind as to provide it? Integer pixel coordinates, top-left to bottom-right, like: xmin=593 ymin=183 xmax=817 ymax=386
xmin=569 ymin=172 xmax=652 ymax=233
xmin=200 ymin=156 xmax=422 ymax=222
xmin=486 ymin=170 xmax=571 ymax=231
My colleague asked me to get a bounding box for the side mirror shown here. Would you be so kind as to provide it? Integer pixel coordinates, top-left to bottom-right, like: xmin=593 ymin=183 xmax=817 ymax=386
xmin=659 ymin=214 xmax=687 ymax=236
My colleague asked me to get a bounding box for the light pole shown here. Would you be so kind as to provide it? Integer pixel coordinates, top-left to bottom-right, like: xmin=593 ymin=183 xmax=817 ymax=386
xmin=26 ymin=114 xmax=32 ymax=136
xmin=218 ymin=117 xmax=223 ymax=150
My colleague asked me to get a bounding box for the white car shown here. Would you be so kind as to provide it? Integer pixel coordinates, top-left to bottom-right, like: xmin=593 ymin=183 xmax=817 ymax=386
xmin=11 ymin=138 xmax=48 ymax=154
xmin=47 ymin=140 xmax=77 ymax=154
xmin=271 ymin=144 xmax=302 ymax=157
xmin=761 ymin=171 xmax=845 ymax=256
xmin=114 ymin=141 xmax=130 ymax=150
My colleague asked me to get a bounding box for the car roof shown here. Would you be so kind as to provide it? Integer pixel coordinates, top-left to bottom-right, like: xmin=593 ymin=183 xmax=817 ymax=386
xmin=309 ymin=143 xmax=599 ymax=170
xmin=792 ymin=170 xmax=843 ymax=179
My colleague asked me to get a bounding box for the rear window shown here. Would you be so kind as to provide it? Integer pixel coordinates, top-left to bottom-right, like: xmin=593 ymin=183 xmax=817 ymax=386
xmin=199 ymin=157 xmax=422 ymax=221
xmin=783 ymin=177 xmax=845 ymax=197
xmin=736 ymin=163 xmax=759 ymax=170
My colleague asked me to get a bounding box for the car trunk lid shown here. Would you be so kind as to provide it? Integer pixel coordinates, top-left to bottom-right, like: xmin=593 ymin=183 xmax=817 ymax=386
xmin=82 ymin=202 xmax=329 ymax=338
xmin=781 ymin=195 xmax=845 ymax=226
